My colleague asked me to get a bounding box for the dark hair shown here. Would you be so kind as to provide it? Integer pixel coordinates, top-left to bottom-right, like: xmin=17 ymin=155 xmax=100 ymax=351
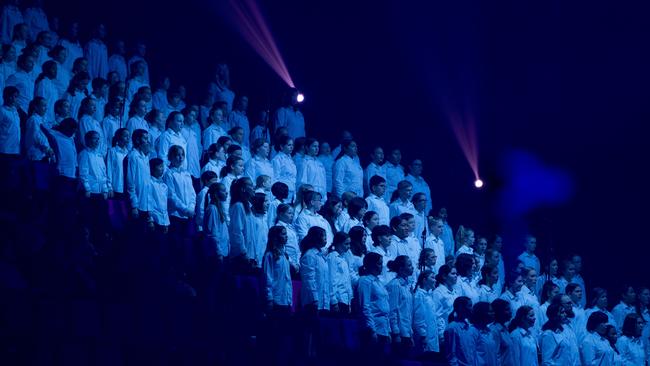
xmin=508 ymin=305 xmax=533 ymax=332
xmin=347 ymin=196 xmax=367 ymax=219
xmin=542 ymin=303 xmax=565 ymax=332
xmin=266 ymin=226 xmax=288 ymax=260
xmin=300 ymin=226 xmax=326 ymax=255
xmin=369 ymin=175 xmax=386 ymax=190
xmin=83 ymin=130 xmax=99 ymax=146
xmin=36 ymin=60 xmax=56 ymax=84
xmin=390 ymin=180 xmax=412 ymax=203
xmin=348 ymin=226 xmax=367 ymax=257
xmin=149 ymin=158 xmax=164 ymax=173
xmin=200 ymin=170 xmax=218 ymax=185
xmin=565 ymin=283 xmax=580 ymax=295
xmin=275 ymin=134 xmax=293 ymax=153
xmin=220 ymin=155 xmax=243 ymax=178
xmin=2 ymin=86 xmax=18 ymax=102
xmin=92 ymin=77 xmax=108 ymax=91
xmin=271 ymin=182 xmax=289 ymax=201
xmin=334 ymin=139 xmax=355 ymax=160
xmin=226 ymin=144 xmax=242 ymax=155
xmin=251 ymin=192 xmax=267 ymax=215
xmin=588 ymin=287 xmax=607 ymax=309
xmin=359 ymin=252 xmax=382 ymax=276
xmin=470 ymin=302 xmax=493 ymax=327
xmin=621 ymin=313 xmax=641 ymax=337
xmin=230 ymin=177 xmax=253 ymax=213
xmin=455 ymin=253 xmax=474 ymax=278
xmin=318 ymin=196 xmax=340 ymax=232
xmin=111 ymin=128 xmax=129 ymax=146
xmin=362 ymin=211 xmax=378 ymax=227
xmin=55 ymin=118 xmax=78 ymax=137
xmin=491 ymin=299 xmax=512 ymax=325
xmin=330 ymin=231 xmax=350 ymax=252
xmin=586 ymin=311 xmax=609 ymax=333
xmin=387 ymin=255 xmax=409 ymax=274
xmin=167 ymin=145 xmax=184 ymax=162
xmin=371 ymin=225 xmax=391 ymax=245
xmin=27 ymin=96 xmax=45 ymax=116
xmin=450 ymin=296 xmax=472 ymax=323
xmin=540 ymin=281 xmax=560 ymax=304
xmin=435 ymin=264 xmax=453 ymax=287
xmin=389 ymin=216 xmax=406 ymax=232
xmin=418 ymin=248 xmax=435 ymax=269
xmin=275 ymin=203 xmax=293 ymax=224
xmin=478 ymin=264 xmax=497 ymax=286
xmin=132 ymin=129 xmax=148 ymax=147
xmin=206 ymin=182 xmax=226 ymax=223
xmin=415 ymin=270 xmax=435 ymax=292
xmin=77 ymin=97 xmax=94 ymax=119
xmin=165 ymin=111 xmax=182 ymax=129
xmin=145 ymin=108 xmax=161 ymax=125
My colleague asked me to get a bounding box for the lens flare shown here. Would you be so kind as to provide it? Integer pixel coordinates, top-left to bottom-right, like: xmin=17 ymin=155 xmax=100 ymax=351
xmin=226 ymin=0 xmax=295 ymax=88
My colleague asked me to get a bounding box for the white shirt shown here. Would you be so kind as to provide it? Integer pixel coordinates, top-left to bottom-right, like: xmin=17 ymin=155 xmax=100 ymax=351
xmin=358 ymin=274 xmax=390 ymax=336
xmin=79 ymin=115 xmax=107 ymax=156
xmin=612 ymin=302 xmax=637 ymax=331
xmin=201 ymin=159 xmax=225 ymax=177
xmin=317 ymin=153 xmax=334 ymax=193
xmin=244 ymin=156 xmax=274 ymax=183
xmin=78 ymin=148 xmax=111 ymax=194
xmin=195 ymin=186 xmax=210 ymax=232
xmin=59 ymin=39 xmax=83 ymax=72
xmin=24 ymin=114 xmax=50 ymax=160
xmin=391 ymin=235 xmax=421 ymax=276
xmin=249 ymin=125 xmax=270 ymax=147
xmin=209 ymin=83 xmax=234 ymax=111
xmin=581 ymin=331 xmax=616 ymax=366
xmin=6 ymin=70 xmax=34 ymax=112
xmin=455 ymin=276 xmax=480 ymax=304
xmin=126 ymin=115 xmax=148 ymax=136
xmin=181 ymin=126 xmax=201 ymax=178
xmin=228 ymin=110 xmax=250 ymax=146
xmin=63 ymin=91 xmax=86 ymax=121
xmin=228 ymin=202 xmax=254 ymax=258
xmin=220 ymin=173 xmax=239 ymax=224
xmin=295 ymin=208 xmax=333 ymax=245
xmin=274 ymin=106 xmax=305 ymax=139
xmin=389 ymin=198 xmax=415 ymax=219
xmin=52 ymin=60 xmax=69 ymax=98
xmin=0 ymin=105 xmax=20 ymax=154
xmin=106 ymin=145 xmax=129 ymax=193
xmin=248 ymin=214 xmax=269 ymax=267
xmin=0 ymin=5 xmax=23 ymax=44
xmin=203 ymin=203 xmax=229 ymax=257
xmin=369 ymin=244 xmax=397 ymax=285
xmin=148 ymin=176 xmax=170 ymax=226
xmin=500 ymin=290 xmax=527 ymax=313
xmin=518 ymin=252 xmax=541 ymax=273
xmin=297 ymin=155 xmax=327 ymax=200
xmin=365 ymin=194 xmax=390 ymax=226
xmin=127 ymin=56 xmax=149 ymax=83
xmin=126 ymin=77 xmax=148 ymax=103
xmin=364 ymin=162 xmax=386 ymax=196
xmin=300 ymin=248 xmax=330 ymax=310
xmin=405 ymin=174 xmax=432 ymax=213
xmin=24 ymin=7 xmax=49 ymax=41
xmin=413 ymin=287 xmax=441 ymax=352
xmin=510 ymin=327 xmax=539 ymax=366
xmin=444 ymin=320 xmax=476 ymax=366
xmin=333 ymin=155 xmax=364 ymax=197
xmin=108 ymin=54 xmax=127 ymax=81
xmin=84 ymin=39 xmax=108 ymax=79
xmin=50 ymin=129 xmax=77 ymax=178
xmin=271 ymin=151 xmax=297 ymax=196
xmin=327 ymin=251 xmax=353 ymax=305
xmin=478 ymin=284 xmax=500 ymax=303
xmin=102 ymin=115 xmax=121 ymax=149
xmin=540 ymin=327 xmax=580 ymax=366
xmin=35 ymin=77 xmax=58 ymax=124
xmin=157 ymin=129 xmax=187 ymax=169
xmin=126 ymin=149 xmax=151 ymax=208
xmin=387 ymin=276 xmax=413 ymax=337
xmin=433 ymin=285 xmax=458 ymax=330
xmin=424 ymin=234 xmax=445 ymax=273
xmin=278 ymin=220 xmax=300 ymax=270
xmin=164 ymin=167 xmax=196 ymax=219
xmin=202 ymin=124 xmax=227 ymax=151
xmin=262 ymin=251 xmax=292 ymax=306
xmin=616 ymin=335 xmax=646 ymax=366
xmin=384 ymin=162 xmax=405 ymax=201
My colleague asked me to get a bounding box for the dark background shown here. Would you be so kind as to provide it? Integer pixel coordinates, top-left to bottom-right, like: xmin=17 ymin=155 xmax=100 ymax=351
xmin=48 ymin=0 xmax=650 ymax=295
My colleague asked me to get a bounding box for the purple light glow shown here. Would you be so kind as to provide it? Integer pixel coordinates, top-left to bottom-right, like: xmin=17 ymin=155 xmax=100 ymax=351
xmin=448 ymin=111 xmax=480 ymax=182
xmin=227 ymin=0 xmax=295 ymax=88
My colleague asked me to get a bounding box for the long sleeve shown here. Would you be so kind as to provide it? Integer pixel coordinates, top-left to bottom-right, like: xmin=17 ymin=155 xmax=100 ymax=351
xmin=358 ymin=277 xmax=377 ymax=333
xmin=78 ymin=151 xmax=91 ymax=192
xmin=444 ymin=326 xmax=461 ymax=366
xmin=228 ymin=203 xmax=248 ymax=258
xmin=412 ymin=291 xmax=428 ymax=338
xmin=333 ymin=158 xmax=346 ymax=197
xmin=386 ymin=280 xmax=401 ymax=335
xmin=263 ymin=253 xmax=276 ymax=303
xmin=300 ymin=252 xmax=318 ymax=306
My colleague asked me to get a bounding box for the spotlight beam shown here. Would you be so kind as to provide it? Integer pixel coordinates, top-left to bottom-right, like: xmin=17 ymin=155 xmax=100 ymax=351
xmin=449 ymin=111 xmax=480 ymax=182
xmin=227 ymin=0 xmax=295 ymax=88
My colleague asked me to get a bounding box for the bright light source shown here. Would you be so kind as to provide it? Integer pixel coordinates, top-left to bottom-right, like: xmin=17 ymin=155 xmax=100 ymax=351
xmin=296 ymin=92 xmax=305 ymax=103
xmin=474 ymin=179 xmax=484 ymax=188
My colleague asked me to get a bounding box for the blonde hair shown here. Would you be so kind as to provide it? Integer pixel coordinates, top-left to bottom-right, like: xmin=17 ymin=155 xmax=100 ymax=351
xmin=455 ymin=225 xmax=474 ymax=251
